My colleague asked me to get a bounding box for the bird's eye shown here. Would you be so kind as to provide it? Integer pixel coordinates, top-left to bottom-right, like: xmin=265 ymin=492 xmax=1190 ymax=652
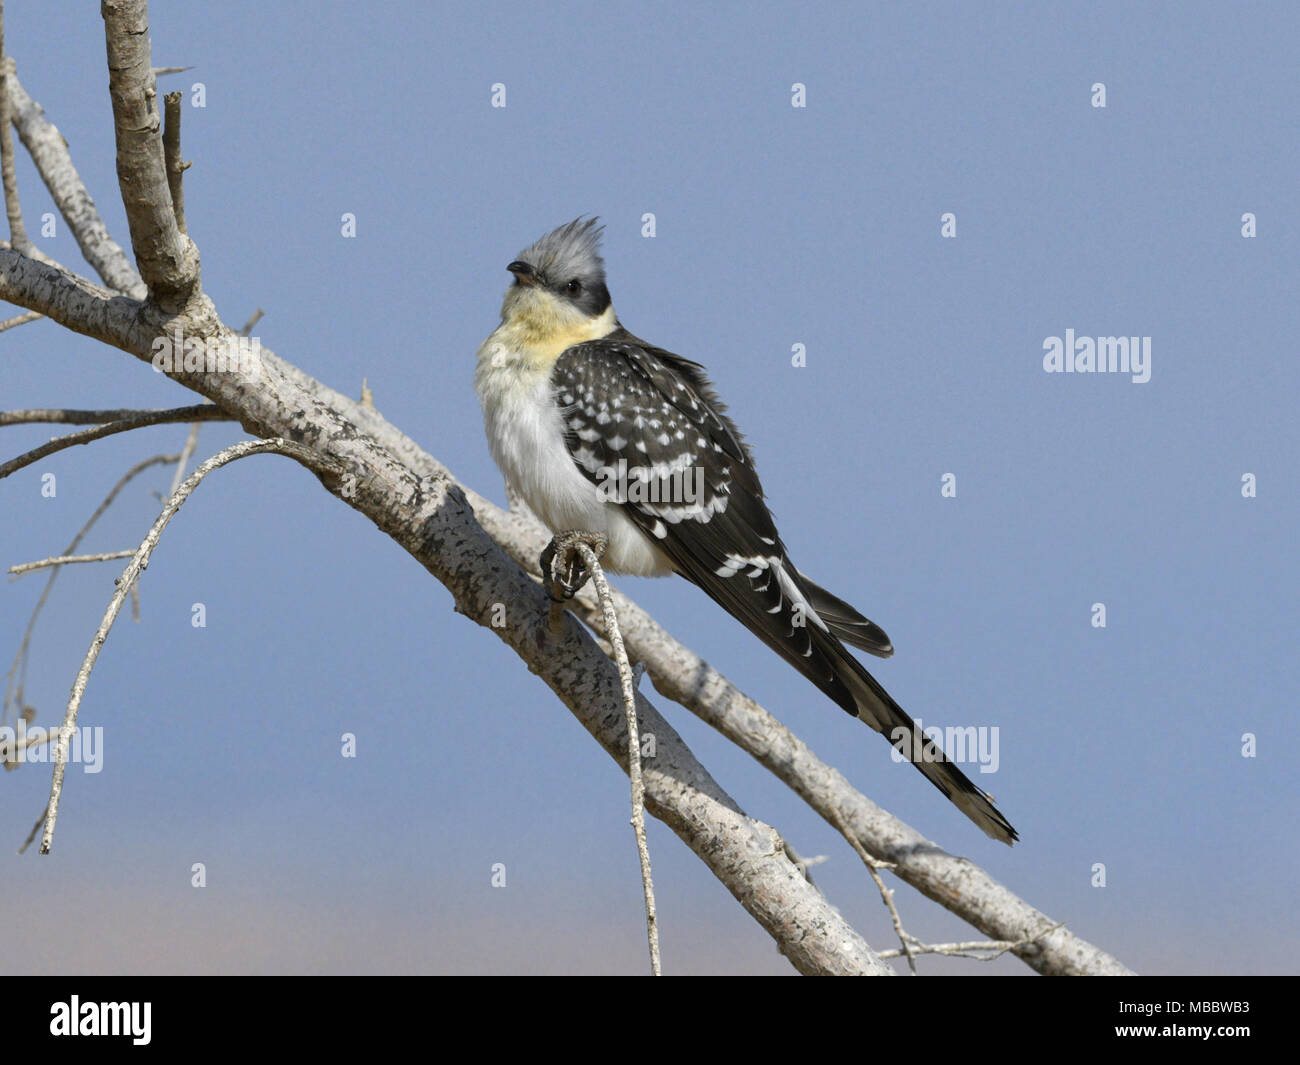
xmin=566 ymin=279 xmax=582 ymax=294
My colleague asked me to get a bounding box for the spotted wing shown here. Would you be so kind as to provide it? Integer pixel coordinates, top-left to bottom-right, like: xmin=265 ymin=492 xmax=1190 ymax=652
xmin=551 ymin=329 xmax=862 ymax=714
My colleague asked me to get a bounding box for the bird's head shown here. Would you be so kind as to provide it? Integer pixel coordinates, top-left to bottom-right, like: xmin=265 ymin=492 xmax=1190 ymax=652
xmin=498 ymin=217 xmax=617 ymax=354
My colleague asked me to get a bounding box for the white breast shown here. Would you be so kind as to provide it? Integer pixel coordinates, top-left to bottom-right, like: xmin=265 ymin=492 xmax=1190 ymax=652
xmin=474 ymin=335 xmax=674 ymax=577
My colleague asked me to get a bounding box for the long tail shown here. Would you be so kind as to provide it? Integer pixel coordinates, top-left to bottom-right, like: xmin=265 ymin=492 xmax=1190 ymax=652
xmin=835 ymin=645 xmax=1018 ymax=845
xmin=796 ymin=568 xmax=894 ymax=658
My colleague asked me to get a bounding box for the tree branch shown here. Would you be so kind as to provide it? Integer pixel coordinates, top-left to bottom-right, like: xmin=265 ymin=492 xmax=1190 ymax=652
xmin=545 ymin=532 xmax=661 ymax=975
xmin=3 ymin=453 xmax=178 ymax=727
xmin=5 ymin=66 xmax=146 ymax=297
xmin=0 ymin=309 xmax=40 ymax=332
xmin=0 ymin=6 xmax=30 ymax=253
xmin=101 ymin=0 xmax=198 ymax=309
xmin=9 ymin=550 xmax=136 ymax=576
xmin=40 ymin=438 xmax=343 ymax=854
xmin=0 ymin=406 xmax=234 ymax=427
xmin=0 ymin=403 xmax=230 ymax=480
xmin=161 ymin=90 xmax=187 ymax=234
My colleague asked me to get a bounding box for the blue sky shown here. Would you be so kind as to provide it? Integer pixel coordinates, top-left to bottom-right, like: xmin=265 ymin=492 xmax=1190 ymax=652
xmin=1 ymin=1 xmax=1295 ymax=974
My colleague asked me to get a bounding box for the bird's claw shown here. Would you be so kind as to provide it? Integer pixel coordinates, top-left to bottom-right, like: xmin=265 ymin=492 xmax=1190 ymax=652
xmin=540 ymin=530 xmax=608 ymax=612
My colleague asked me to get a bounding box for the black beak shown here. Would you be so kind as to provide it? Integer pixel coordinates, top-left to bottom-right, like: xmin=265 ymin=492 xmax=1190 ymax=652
xmin=507 ymin=260 xmax=537 ymax=286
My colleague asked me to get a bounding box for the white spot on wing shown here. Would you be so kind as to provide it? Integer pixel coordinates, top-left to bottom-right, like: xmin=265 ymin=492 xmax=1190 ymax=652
xmin=714 ymin=552 xmax=768 ymax=579
xmin=774 ymin=560 xmax=829 ymax=633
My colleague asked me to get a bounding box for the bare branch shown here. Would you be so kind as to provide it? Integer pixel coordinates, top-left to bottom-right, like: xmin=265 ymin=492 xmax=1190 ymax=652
xmin=3 ymin=719 xmax=63 ymax=762
xmin=0 ymin=406 xmax=234 ymax=427
xmin=161 ymin=90 xmax=187 ymax=234
xmin=580 ymin=541 xmax=660 ymax=976
xmin=0 ymin=248 xmax=148 ymax=346
xmin=0 ymin=309 xmax=40 ymax=332
xmin=545 ymin=533 xmax=662 ymax=975
xmin=159 ymin=299 xmax=266 ymax=496
xmin=3 ymin=453 xmax=178 ymax=726
xmin=0 ymin=403 xmax=230 ymax=480
xmin=877 ymin=922 xmax=1067 ymax=963
xmin=17 ymin=805 xmax=45 ymax=854
xmin=831 ymin=809 xmax=918 ymax=973
xmin=5 ymin=68 xmax=146 ymax=297
xmin=0 ymin=6 xmax=30 ymax=253
xmin=9 ymin=550 xmax=136 ymax=577
xmin=101 ymin=0 xmax=198 ymax=309
xmin=40 ymin=438 xmax=343 ymax=854
xmin=164 ymin=419 xmax=199 ymax=497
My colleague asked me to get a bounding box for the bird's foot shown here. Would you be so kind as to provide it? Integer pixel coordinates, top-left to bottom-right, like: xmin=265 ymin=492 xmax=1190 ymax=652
xmin=540 ymin=530 xmax=608 ymax=633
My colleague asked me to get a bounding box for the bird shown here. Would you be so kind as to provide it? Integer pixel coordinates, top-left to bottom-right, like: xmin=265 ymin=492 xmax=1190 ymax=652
xmin=474 ymin=217 xmax=1017 ymax=845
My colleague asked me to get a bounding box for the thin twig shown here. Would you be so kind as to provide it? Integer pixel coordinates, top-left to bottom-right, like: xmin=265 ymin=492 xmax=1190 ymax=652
xmin=102 ymin=0 xmax=199 ymax=309
xmin=0 ymin=407 xmax=234 ymax=427
xmin=830 ymin=808 xmax=919 ymax=973
xmin=877 ymin=922 xmax=1068 ymax=962
xmin=4 ymin=65 xmax=146 ymax=296
xmin=9 ymin=550 xmax=137 ymax=577
xmin=2 ymin=719 xmax=59 ymax=763
xmin=17 ymin=804 xmax=46 ymax=854
xmin=166 ymin=421 xmax=200 ymax=498
xmin=39 ymin=438 xmax=342 ymax=854
xmin=3 ymin=453 xmax=178 ymax=726
xmin=161 ymin=91 xmax=187 ymax=234
xmin=0 ymin=403 xmax=230 ymax=480
xmin=834 ymin=800 xmax=1064 ymax=972
xmin=0 ymin=309 xmax=41 ymax=333
xmin=865 ymin=859 xmax=920 ymax=973
xmin=573 ymin=540 xmax=661 ymax=976
xmin=0 ymin=6 xmax=31 ymax=253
